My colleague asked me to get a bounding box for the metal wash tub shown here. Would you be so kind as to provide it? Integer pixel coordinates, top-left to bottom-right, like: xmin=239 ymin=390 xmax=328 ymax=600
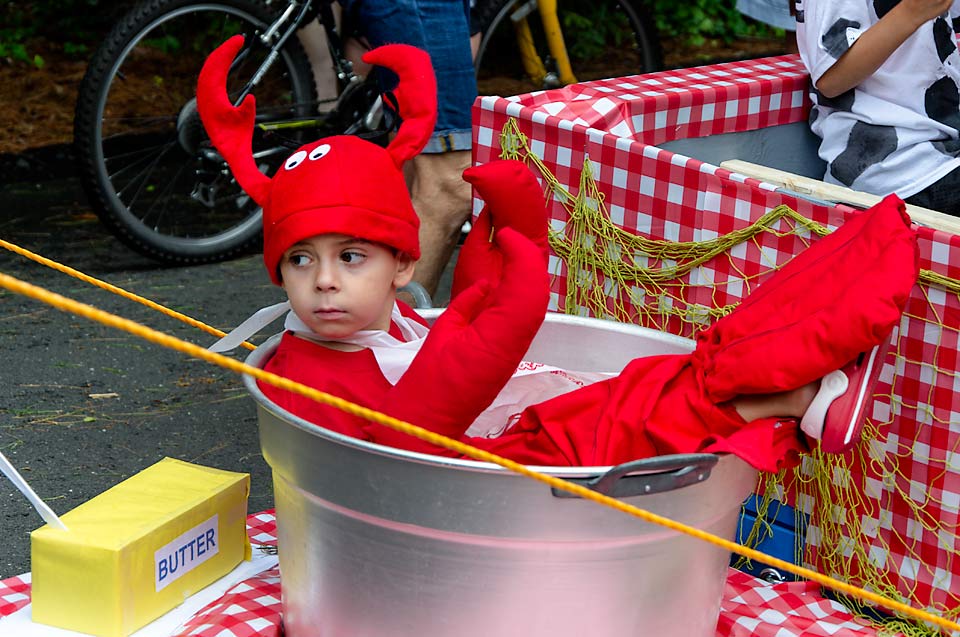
xmin=243 ymin=312 xmax=759 ymax=637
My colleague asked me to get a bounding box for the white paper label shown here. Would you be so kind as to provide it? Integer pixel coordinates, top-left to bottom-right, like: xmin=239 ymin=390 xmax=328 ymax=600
xmin=155 ymin=514 xmax=219 ymax=591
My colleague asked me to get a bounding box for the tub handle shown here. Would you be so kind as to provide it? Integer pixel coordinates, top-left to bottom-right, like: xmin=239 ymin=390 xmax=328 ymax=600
xmin=550 ymin=453 xmax=719 ymax=498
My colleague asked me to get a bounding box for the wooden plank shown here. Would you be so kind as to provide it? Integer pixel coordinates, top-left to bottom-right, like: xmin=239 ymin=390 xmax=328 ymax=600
xmin=720 ymin=159 xmax=960 ymax=235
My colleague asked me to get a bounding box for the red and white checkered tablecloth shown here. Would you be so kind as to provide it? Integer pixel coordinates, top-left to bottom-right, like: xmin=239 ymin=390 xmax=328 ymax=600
xmin=0 ymin=572 xmax=30 ymax=619
xmin=0 ymin=511 xmax=890 ymax=636
xmin=485 ymin=54 xmax=810 ymax=146
xmin=474 ymin=55 xmax=960 ymax=621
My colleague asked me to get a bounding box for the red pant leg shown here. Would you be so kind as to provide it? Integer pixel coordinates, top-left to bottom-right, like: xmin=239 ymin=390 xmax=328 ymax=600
xmin=472 ymin=353 xmax=805 ymax=472
xmin=467 ymin=196 xmax=917 ymax=471
xmin=692 ymin=194 xmax=919 ymax=402
xmin=471 ymin=355 xmax=687 ymax=466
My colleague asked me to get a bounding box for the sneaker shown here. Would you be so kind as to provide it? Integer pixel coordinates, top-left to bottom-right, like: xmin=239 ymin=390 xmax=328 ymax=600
xmin=799 ymin=338 xmax=892 ymax=453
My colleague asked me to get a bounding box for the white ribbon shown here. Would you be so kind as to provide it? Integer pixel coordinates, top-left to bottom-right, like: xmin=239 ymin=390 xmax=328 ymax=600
xmin=207 ymin=301 xmax=292 ymax=353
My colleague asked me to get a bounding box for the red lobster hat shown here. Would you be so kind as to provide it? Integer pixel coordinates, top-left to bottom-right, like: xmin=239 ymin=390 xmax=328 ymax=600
xmin=197 ymin=36 xmax=437 ymax=284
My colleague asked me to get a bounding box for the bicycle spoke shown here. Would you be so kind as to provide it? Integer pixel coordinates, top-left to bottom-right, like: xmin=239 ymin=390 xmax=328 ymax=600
xmin=102 ymin=138 xmax=177 ymax=164
xmin=106 ymin=134 xmax=256 ymax=238
xmin=105 ymin=142 xmax=178 ymax=187
xmin=136 ymin=162 xmax=196 ymax=233
xmin=102 ymin=115 xmax=177 ymax=131
xmin=111 ymin=141 xmax=181 ymax=207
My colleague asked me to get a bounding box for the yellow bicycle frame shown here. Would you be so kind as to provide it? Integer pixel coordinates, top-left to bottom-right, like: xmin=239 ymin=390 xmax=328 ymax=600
xmin=511 ymin=0 xmax=577 ymax=87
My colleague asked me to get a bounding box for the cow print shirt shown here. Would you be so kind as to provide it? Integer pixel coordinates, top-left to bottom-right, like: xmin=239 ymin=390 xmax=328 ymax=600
xmin=796 ymin=0 xmax=960 ymax=198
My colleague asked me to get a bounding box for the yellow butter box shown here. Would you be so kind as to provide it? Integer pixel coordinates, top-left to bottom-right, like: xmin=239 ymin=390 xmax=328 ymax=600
xmin=31 ymin=457 xmax=251 ymax=637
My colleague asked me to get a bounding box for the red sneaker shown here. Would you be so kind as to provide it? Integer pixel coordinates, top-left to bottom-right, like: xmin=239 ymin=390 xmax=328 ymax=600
xmin=800 ymin=338 xmax=892 ymax=453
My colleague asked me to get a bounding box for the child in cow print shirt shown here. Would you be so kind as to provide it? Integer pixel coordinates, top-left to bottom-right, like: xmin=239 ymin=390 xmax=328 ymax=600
xmin=796 ymin=0 xmax=960 ymax=215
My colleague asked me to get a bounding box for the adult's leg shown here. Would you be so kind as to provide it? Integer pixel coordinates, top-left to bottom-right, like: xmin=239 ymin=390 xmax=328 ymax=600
xmin=405 ymin=0 xmax=476 ymax=297
xmin=409 ymin=150 xmax=473 ymax=297
xmin=341 ymin=0 xmax=477 ymax=298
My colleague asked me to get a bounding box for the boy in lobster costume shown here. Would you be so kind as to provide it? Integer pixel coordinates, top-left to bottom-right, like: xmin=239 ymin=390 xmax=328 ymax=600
xmin=199 ymin=37 xmax=919 ymax=472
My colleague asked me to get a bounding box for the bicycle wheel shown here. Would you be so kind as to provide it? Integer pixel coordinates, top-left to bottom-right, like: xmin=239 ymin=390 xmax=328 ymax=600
xmin=474 ymin=0 xmax=663 ymax=97
xmin=74 ymin=0 xmax=317 ymax=264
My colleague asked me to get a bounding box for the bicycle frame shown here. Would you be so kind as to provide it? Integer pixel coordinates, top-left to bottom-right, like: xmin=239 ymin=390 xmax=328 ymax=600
xmin=235 ymin=1 xmax=311 ymax=104
xmin=231 ymin=0 xmax=384 ymax=136
xmin=510 ymin=0 xmax=577 ymax=88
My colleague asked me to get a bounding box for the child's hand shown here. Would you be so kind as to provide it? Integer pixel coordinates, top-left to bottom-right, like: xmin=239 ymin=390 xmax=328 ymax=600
xmin=367 ymin=227 xmax=549 ymax=452
xmin=901 ymin=0 xmax=953 ymax=26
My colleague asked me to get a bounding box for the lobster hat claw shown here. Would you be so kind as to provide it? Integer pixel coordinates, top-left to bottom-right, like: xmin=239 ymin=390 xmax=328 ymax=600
xmin=196 ymin=39 xmax=437 ymax=285
xmin=196 ymin=35 xmax=271 ymax=207
xmin=261 ymin=135 xmax=421 ymax=284
xmin=363 ymin=44 xmax=438 ymax=167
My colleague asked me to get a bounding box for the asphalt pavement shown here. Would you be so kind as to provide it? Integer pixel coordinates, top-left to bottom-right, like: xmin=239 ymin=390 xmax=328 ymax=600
xmin=0 ymin=145 xmax=461 ymax=579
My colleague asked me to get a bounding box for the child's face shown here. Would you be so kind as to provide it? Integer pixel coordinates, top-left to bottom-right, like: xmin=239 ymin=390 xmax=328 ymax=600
xmin=280 ymin=234 xmax=414 ymax=339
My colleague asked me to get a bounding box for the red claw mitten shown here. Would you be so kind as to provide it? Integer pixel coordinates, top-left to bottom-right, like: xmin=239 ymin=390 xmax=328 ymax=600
xmin=451 ymin=160 xmax=550 ymax=299
xmin=361 ymin=45 xmax=438 ymax=165
xmin=366 ymin=227 xmax=550 ymax=454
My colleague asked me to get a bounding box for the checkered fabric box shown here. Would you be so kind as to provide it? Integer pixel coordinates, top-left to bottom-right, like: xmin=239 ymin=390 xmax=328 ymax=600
xmin=474 ymin=56 xmax=960 ymax=622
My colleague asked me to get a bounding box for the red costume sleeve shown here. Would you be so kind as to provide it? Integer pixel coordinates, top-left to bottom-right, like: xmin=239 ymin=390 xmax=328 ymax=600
xmin=366 ymin=227 xmax=550 ymax=453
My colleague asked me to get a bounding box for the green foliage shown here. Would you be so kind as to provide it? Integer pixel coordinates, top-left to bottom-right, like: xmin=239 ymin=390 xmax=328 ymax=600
xmin=650 ymin=0 xmax=778 ymax=45
xmin=143 ymin=35 xmax=183 ymax=54
xmin=556 ymin=0 xmax=782 ymax=58
xmin=0 ymin=1 xmax=135 ymax=63
xmin=0 ymin=38 xmax=31 ymax=64
xmin=562 ymin=5 xmax=634 ymax=60
xmin=0 ymin=9 xmax=37 ymax=63
xmin=63 ymin=42 xmax=89 ymax=57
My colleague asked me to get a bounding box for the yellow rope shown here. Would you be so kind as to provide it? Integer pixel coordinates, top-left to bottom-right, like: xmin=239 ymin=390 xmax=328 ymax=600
xmin=2 ymin=270 xmax=958 ymax=634
xmin=0 ymin=239 xmax=256 ymax=351
xmin=920 ymin=267 xmax=960 ymax=294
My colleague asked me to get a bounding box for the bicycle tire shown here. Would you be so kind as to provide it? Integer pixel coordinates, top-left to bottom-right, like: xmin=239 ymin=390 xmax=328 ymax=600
xmin=74 ymin=0 xmax=318 ymax=264
xmin=474 ymin=0 xmax=663 ymax=96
